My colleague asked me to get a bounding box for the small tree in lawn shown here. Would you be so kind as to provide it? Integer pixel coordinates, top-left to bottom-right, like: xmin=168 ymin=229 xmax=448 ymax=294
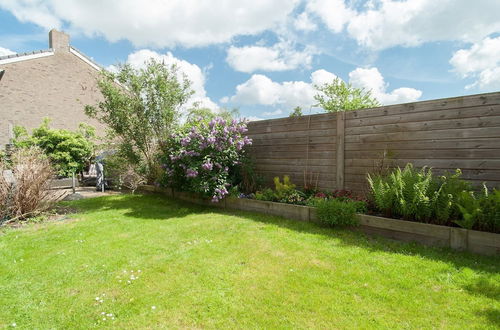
xmin=85 ymin=59 xmax=193 ymax=181
xmin=314 ymin=77 xmax=380 ymax=112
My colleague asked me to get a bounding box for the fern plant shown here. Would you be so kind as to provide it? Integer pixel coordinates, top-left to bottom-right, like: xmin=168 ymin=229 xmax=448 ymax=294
xmin=456 ymin=186 xmax=500 ymax=233
xmin=368 ymin=163 xmax=472 ymax=225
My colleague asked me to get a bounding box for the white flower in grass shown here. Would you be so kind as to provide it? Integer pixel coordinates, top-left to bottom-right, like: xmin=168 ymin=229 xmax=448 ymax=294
xmin=95 ymin=297 xmax=100 ymax=301
xmin=151 ymin=306 xmax=156 ymax=310
xmin=138 ymin=270 xmax=142 ymax=273
xmin=11 ymin=323 xmax=16 ymax=327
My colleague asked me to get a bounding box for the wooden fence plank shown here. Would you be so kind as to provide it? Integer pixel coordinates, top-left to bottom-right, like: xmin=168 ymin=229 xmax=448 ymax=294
xmin=346 ymin=115 xmax=500 ymax=135
xmin=346 ymin=127 xmax=500 ymax=143
xmin=346 ymin=104 xmax=500 ymax=128
xmin=345 ymin=92 xmax=500 ymax=120
xmin=345 ymin=138 xmax=500 ymax=151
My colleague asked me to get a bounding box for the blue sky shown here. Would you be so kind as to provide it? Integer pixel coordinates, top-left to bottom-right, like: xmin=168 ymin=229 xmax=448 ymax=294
xmin=1 ymin=0 xmax=499 ymax=120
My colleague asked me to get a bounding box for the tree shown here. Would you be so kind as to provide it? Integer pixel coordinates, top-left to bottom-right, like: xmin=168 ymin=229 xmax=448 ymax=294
xmin=85 ymin=59 xmax=193 ymax=180
xmin=314 ymin=78 xmax=380 ymax=112
xmin=13 ymin=119 xmax=95 ymax=177
xmin=185 ymin=107 xmax=240 ymax=127
xmin=289 ymin=106 xmax=303 ymax=117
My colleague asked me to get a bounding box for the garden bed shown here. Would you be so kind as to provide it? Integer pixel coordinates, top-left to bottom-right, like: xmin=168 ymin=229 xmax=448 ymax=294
xmin=139 ymin=185 xmax=500 ymax=256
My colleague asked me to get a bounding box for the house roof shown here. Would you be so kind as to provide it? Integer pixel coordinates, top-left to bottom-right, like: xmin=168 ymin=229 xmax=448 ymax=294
xmin=0 ymin=45 xmax=102 ymax=71
xmin=0 ymin=49 xmax=54 ymax=65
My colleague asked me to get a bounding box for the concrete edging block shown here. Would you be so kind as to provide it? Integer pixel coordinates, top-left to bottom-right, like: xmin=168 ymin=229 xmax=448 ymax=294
xmin=450 ymin=228 xmax=468 ymax=251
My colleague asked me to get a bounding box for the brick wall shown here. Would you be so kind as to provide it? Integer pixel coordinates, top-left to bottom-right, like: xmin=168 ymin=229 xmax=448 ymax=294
xmin=0 ymin=30 xmax=106 ymax=146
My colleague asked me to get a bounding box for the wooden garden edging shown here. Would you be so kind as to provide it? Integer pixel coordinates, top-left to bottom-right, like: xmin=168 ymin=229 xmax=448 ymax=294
xmin=138 ymin=185 xmax=500 ymax=256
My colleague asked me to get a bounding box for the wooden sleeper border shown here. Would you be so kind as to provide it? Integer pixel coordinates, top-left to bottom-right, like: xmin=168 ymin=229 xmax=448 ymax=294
xmin=138 ymin=185 xmax=500 ymax=256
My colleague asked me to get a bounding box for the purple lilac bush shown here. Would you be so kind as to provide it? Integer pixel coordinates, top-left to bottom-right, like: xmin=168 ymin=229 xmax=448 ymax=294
xmin=160 ymin=117 xmax=252 ymax=202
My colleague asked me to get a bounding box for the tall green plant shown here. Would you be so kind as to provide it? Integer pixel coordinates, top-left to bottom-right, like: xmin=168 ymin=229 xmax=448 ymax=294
xmin=85 ymin=59 xmax=193 ymax=181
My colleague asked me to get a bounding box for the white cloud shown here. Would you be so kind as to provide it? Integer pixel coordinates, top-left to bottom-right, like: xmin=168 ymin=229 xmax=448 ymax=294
xmin=229 ymin=74 xmax=316 ymax=108
xmin=226 ymin=40 xmax=315 ymax=73
xmin=307 ymin=0 xmax=500 ymax=50
xmin=450 ymin=36 xmax=500 ymax=90
xmin=294 ymin=12 xmax=317 ymax=32
xmin=310 ymin=69 xmax=338 ymax=86
xmin=227 ymin=67 xmax=421 ymax=108
xmin=123 ymin=49 xmax=218 ymax=110
xmin=262 ymin=109 xmax=284 ymax=116
xmin=349 ymin=67 xmax=422 ymax=104
xmin=0 ymin=0 xmax=300 ymax=48
xmin=0 ymin=46 xmax=15 ymax=56
xmin=306 ymin=0 xmax=354 ymax=33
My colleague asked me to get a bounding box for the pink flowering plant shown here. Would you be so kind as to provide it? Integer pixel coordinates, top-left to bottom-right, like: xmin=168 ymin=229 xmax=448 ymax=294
xmin=160 ymin=117 xmax=252 ymax=202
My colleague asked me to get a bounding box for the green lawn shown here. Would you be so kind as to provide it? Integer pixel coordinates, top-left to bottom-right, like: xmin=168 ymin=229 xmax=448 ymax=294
xmin=1 ymin=194 xmax=499 ymax=329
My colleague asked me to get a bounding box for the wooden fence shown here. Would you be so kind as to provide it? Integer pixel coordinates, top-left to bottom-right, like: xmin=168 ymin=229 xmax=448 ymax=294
xmin=246 ymin=91 xmax=500 ymax=194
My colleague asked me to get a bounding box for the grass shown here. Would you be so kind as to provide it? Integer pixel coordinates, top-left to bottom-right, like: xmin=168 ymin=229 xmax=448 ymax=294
xmin=1 ymin=193 xmax=499 ymax=329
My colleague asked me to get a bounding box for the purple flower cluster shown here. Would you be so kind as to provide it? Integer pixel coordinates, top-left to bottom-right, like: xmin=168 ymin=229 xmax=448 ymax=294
xmin=186 ymin=168 xmax=198 ymax=178
xmin=212 ymin=186 xmax=228 ymax=203
xmin=162 ymin=117 xmax=252 ymax=202
xmin=201 ymin=161 xmax=213 ymax=171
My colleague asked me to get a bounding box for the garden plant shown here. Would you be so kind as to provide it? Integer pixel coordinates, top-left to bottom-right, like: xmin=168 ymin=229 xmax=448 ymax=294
xmin=160 ymin=117 xmax=252 ymax=202
xmin=13 ymin=119 xmax=95 ymax=177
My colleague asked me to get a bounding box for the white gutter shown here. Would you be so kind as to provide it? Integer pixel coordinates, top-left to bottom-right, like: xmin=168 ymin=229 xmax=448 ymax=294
xmin=0 ymin=51 xmax=54 ymax=65
xmin=70 ymin=47 xmax=101 ymax=71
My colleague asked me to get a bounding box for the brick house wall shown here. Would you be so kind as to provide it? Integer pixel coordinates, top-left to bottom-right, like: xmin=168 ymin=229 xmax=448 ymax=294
xmin=0 ymin=29 xmax=106 ymax=147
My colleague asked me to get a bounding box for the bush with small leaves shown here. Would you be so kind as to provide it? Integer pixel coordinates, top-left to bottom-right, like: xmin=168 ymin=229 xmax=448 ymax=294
xmin=315 ymin=198 xmax=361 ymax=227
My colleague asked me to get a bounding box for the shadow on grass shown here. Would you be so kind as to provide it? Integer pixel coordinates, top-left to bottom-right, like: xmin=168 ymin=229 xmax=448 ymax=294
xmin=63 ymin=192 xmax=212 ymax=220
xmin=66 ymin=193 xmax=500 ymax=270
xmin=64 ymin=192 xmax=500 ymax=327
xmin=480 ymin=308 xmax=500 ymax=328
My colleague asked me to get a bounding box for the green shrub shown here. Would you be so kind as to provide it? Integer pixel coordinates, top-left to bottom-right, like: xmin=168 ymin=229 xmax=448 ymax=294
xmin=13 ymin=119 xmax=95 ymax=177
xmin=255 ymin=188 xmax=275 ymax=201
xmin=368 ymin=164 xmax=472 ymax=224
xmin=315 ymin=199 xmax=360 ymax=227
xmin=253 ymin=176 xmax=306 ymax=204
xmin=456 ymin=186 xmax=500 ymax=233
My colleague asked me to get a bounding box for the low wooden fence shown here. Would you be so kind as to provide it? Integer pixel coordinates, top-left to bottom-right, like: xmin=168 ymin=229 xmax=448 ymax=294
xmin=247 ymin=91 xmax=500 ymax=194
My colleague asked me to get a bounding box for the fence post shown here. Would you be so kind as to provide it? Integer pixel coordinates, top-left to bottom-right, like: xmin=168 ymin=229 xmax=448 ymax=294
xmin=336 ymin=112 xmax=345 ymax=190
